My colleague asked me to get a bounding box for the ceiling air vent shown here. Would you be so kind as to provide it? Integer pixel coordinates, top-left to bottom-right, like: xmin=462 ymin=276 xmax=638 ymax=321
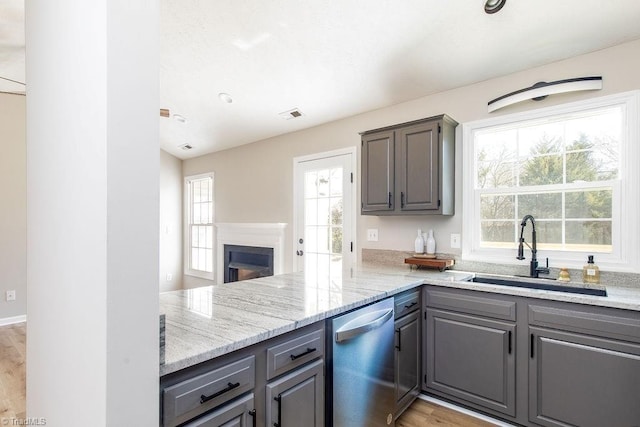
xmin=179 ymin=143 xmax=193 ymax=151
xmin=278 ymin=108 xmax=304 ymax=120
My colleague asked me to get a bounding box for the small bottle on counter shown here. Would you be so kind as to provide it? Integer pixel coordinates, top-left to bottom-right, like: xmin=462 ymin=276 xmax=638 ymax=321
xmin=414 ymin=229 xmax=424 ymax=254
xmin=582 ymin=255 xmax=600 ymax=284
xmin=558 ymin=267 xmax=571 ymax=282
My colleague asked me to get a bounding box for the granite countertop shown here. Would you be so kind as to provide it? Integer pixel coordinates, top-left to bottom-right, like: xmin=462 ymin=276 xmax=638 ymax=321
xmin=160 ymin=265 xmax=640 ymax=376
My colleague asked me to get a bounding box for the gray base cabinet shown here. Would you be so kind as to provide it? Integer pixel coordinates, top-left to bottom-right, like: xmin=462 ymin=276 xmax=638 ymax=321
xmin=394 ymin=290 xmax=421 ymax=418
xmin=423 ymin=285 xmax=640 ymax=427
xmin=529 ymin=308 xmax=640 ymax=427
xmin=160 ymin=323 xmax=324 ymax=427
xmin=361 ymin=114 xmax=457 ymax=216
xmin=265 ymin=359 xmax=324 ymax=427
xmin=425 ymin=308 xmax=516 ymax=417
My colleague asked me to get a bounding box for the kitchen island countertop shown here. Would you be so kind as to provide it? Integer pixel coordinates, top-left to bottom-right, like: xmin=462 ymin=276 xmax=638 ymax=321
xmin=160 ymin=265 xmax=640 ymax=376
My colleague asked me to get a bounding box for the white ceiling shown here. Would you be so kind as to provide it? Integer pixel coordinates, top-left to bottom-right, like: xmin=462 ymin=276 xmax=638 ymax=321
xmin=3 ymin=1 xmax=640 ymax=159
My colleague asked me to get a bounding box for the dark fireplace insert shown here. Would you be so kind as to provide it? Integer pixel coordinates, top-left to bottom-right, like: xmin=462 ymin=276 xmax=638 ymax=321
xmin=223 ymin=244 xmax=274 ymax=283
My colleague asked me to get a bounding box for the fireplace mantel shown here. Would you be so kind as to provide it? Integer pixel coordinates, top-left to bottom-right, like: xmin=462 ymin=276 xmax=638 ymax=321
xmin=215 ymin=223 xmax=286 ymax=284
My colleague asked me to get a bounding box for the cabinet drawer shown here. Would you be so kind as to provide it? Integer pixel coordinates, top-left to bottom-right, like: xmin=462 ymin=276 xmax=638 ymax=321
xmin=529 ymin=304 xmax=640 ymax=344
xmin=163 ymin=356 xmax=255 ymax=427
xmin=395 ymin=290 xmax=420 ymax=319
xmin=425 ymin=287 xmax=516 ymax=322
xmin=266 ymin=330 xmax=324 ymax=380
xmin=183 ymin=393 xmax=255 ymax=427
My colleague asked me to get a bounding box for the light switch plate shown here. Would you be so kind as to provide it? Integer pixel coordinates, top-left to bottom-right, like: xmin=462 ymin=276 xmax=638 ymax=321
xmin=450 ymin=233 xmax=461 ymax=249
xmin=367 ymin=229 xmax=379 ymax=241
xmin=6 ymin=290 xmax=16 ymax=302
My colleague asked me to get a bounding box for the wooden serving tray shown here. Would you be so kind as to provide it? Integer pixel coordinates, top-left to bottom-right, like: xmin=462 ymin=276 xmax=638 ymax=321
xmin=404 ymin=257 xmax=455 ymax=271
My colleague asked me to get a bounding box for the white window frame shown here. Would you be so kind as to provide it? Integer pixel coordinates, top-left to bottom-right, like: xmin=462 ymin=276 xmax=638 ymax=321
xmin=184 ymin=172 xmax=215 ymax=280
xmin=462 ymin=91 xmax=640 ymax=273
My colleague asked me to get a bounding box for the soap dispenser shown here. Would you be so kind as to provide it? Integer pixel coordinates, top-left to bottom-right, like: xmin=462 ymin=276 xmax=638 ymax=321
xmin=582 ymin=255 xmax=600 ymax=284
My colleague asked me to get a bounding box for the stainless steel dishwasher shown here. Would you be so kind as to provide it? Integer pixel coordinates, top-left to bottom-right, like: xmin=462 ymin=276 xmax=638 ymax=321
xmin=327 ymin=297 xmax=395 ymax=426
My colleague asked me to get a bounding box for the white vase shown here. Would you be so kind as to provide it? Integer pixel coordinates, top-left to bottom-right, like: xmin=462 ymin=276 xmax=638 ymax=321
xmin=414 ymin=229 xmax=424 ymax=254
xmin=426 ymin=229 xmax=436 ymax=255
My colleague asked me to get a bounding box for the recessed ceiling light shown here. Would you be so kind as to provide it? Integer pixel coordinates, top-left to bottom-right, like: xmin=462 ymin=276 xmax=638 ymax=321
xmin=484 ymin=0 xmax=506 ymax=14
xmin=218 ymin=93 xmax=233 ymax=104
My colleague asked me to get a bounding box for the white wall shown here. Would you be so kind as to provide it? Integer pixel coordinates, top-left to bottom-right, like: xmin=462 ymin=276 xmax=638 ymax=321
xmin=183 ymin=39 xmax=640 ymax=270
xmin=0 ymin=93 xmax=26 ymax=322
xmin=26 ymin=0 xmax=159 ymax=425
xmin=160 ymin=149 xmax=183 ymax=291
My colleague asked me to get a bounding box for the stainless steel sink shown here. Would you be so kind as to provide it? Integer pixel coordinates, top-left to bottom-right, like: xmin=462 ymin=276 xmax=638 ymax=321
xmin=465 ymin=274 xmax=607 ymax=296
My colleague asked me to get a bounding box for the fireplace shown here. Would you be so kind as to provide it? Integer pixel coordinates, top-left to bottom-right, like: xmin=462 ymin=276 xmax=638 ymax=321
xmin=224 ymin=244 xmax=274 ymax=283
xmin=215 ymin=223 xmax=286 ymax=284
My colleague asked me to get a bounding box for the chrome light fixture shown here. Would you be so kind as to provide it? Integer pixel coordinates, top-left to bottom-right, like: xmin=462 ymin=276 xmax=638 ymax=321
xmin=487 ymin=76 xmax=603 ymax=113
xmin=485 ymin=0 xmax=506 ymax=14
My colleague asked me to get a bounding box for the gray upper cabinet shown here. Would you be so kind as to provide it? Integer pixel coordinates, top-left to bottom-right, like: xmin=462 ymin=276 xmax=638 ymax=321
xmin=361 ymin=130 xmax=395 ymax=212
xmin=397 ymin=121 xmax=439 ymax=211
xmin=361 ymin=114 xmax=457 ymax=215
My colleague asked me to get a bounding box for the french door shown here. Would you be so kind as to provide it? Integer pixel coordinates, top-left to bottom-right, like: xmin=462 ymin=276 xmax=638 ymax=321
xmin=293 ymin=150 xmax=355 ymax=278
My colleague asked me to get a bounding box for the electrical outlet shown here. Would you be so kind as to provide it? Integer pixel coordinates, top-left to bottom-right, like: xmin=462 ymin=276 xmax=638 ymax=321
xmin=166 ymin=274 xmax=173 ymax=281
xmin=450 ymin=233 xmax=461 ymax=249
xmin=6 ymin=290 xmax=16 ymax=302
xmin=367 ymin=229 xmax=379 ymax=242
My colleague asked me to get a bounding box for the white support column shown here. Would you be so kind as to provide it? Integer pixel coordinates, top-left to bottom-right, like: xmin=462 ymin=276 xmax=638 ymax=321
xmin=26 ymin=1 xmax=159 ymax=425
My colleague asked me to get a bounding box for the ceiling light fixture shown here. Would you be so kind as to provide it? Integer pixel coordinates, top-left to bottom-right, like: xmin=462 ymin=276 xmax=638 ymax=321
xmin=218 ymin=93 xmax=233 ymax=104
xmin=484 ymin=0 xmax=506 ymax=14
xmin=487 ymin=76 xmax=603 ymax=113
xmin=173 ymin=114 xmax=187 ymax=123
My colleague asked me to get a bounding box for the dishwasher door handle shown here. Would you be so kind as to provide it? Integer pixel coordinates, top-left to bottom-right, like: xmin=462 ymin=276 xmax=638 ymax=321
xmin=335 ymin=308 xmax=394 ymax=343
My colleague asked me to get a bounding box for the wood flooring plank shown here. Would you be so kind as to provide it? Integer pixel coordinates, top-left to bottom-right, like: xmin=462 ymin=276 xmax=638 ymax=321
xmin=0 ymin=323 xmax=26 ymax=421
xmin=396 ymin=398 xmax=497 ymax=427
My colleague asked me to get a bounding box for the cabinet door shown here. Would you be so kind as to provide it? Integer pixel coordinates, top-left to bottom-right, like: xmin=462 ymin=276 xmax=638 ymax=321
xmin=184 ymin=393 xmax=255 ymax=427
xmin=361 ymin=130 xmax=394 ymax=212
xmin=425 ymin=309 xmax=516 ymax=417
xmin=266 ymin=359 xmax=324 ymax=427
xmin=397 ymin=121 xmax=439 ymax=211
xmin=529 ymin=327 xmax=640 ymax=427
xmin=395 ymin=311 xmax=420 ymax=416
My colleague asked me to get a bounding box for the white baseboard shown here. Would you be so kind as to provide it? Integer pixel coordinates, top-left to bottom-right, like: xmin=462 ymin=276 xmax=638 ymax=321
xmin=418 ymin=394 xmax=516 ymax=427
xmin=0 ymin=314 xmax=27 ymax=326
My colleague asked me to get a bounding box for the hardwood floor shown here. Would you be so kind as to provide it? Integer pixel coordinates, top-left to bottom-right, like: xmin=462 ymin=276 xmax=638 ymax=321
xmin=0 ymin=323 xmax=26 ymax=421
xmin=396 ymin=398 xmax=497 ymax=427
xmin=0 ymin=323 xmax=495 ymax=426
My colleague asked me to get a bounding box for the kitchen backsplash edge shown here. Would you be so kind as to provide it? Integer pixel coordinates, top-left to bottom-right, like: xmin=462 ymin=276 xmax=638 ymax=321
xmin=362 ymin=248 xmax=640 ymax=289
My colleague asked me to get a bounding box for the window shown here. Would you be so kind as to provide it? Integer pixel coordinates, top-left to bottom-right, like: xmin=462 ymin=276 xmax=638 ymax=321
xmin=463 ymin=91 xmax=640 ymax=272
xmin=185 ymin=173 xmax=214 ymax=279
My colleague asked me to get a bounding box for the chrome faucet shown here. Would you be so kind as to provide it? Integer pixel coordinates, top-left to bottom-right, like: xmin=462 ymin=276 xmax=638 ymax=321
xmin=517 ymin=215 xmax=550 ymax=278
